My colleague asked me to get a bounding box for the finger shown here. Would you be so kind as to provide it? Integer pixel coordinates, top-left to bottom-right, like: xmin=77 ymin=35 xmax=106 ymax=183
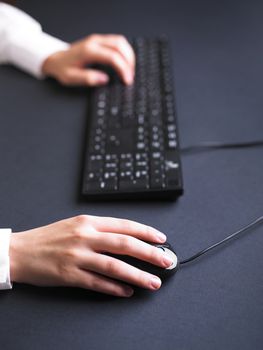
xmin=79 ymin=252 xmax=162 ymax=291
xmin=98 ymin=35 xmax=135 ymax=69
xmin=76 ymin=269 xmax=134 ymax=297
xmin=63 ymin=68 xmax=109 ymax=86
xmin=91 ymin=232 xmax=173 ymax=268
xmin=88 ymin=216 xmax=166 ymax=243
xmin=84 ymin=45 xmax=133 ymax=84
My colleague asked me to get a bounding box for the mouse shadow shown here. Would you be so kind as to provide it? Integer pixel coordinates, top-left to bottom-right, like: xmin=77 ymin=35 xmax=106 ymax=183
xmin=1 ymin=272 xmax=176 ymax=304
xmin=4 ymin=283 xmax=163 ymax=304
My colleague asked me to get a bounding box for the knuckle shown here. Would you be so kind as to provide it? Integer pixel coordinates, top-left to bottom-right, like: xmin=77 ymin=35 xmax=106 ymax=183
xmin=64 ymin=247 xmax=79 ymax=261
xmin=104 ymin=259 xmax=119 ymax=275
xmin=83 ymin=42 xmax=91 ymax=54
xmin=89 ymin=276 xmax=102 ymax=292
xmin=148 ymin=246 xmax=158 ymax=261
xmin=84 ymin=34 xmax=99 ymax=49
xmin=88 ymin=34 xmax=99 ymax=42
xmin=110 ymin=51 xmax=122 ymax=66
xmin=71 ymin=226 xmax=87 ymax=242
xmin=121 ymin=219 xmax=134 ymax=233
xmin=71 ymin=215 xmax=96 ymax=241
xmin=83 ymin=39 xmax=95 ymax=53
xmin=74 ymin=214 xmax=90 ymax=226
xmin=118 ymin=235 xmax=132 ymax=252
xmin=145 ymin=225 xmax=154 ymax=239
xmin=135 ymin=269 xmax=148 ymax=287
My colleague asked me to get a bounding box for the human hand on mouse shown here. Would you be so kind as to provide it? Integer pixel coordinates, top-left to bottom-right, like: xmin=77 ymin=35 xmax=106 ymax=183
xmin=9 ymin=215 xmax=173 ymax=297
xmin=42 ymin=34 xmax=135 ymax=86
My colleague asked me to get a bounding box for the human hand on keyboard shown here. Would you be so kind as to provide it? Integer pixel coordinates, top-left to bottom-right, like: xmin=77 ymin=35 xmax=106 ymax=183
xmin=42 ymin=34 xmax=135 ymax=86
xmin=9 ymin=215 xmax=173 ymax=297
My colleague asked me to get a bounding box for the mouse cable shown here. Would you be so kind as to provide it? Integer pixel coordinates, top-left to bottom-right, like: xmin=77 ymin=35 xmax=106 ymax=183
xmin=180 ymin=215 xmax=263 ymax=265
xmin=180 ymin=140 xmax=263 ymax=154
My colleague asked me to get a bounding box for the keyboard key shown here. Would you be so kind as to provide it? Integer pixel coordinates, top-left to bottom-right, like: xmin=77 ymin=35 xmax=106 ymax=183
xmin=150 ymin=176 xmax=165 ymax=189
xmin=165 ymin=168 xmax=179 ymax=188
xmin=101 ymin=178 xmax=118 ymax=191
xmin=88 ymin=158 xmax=103 ymax=172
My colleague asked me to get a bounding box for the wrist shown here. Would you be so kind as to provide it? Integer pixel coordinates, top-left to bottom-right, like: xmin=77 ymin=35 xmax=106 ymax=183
xmin=41 ymin=52 xmax=57 ymax=77
xmin=9 ymin=232 xmax=23 ymax=283
xmin=41 ymin=50 xmax=65 ymax=78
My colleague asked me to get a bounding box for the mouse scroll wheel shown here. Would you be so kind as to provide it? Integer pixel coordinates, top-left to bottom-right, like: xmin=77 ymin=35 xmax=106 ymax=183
xmin=158 ymin=246 xmax=166 ymax=252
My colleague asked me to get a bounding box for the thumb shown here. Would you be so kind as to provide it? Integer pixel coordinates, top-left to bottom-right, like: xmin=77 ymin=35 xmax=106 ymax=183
xmin=64 ymin=68 xmax=109 ymax=86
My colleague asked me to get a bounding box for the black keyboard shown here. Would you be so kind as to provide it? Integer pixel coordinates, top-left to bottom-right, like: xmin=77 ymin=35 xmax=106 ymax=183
xmin=82 ymin=38 xmax=183 ymax=199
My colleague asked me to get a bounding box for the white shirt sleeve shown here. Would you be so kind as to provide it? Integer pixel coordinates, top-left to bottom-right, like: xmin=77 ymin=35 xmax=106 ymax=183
xmin=0 ymin=229 xmax=12 ymax=290
xmin=0 ymin=3 xmax=69 ymax=78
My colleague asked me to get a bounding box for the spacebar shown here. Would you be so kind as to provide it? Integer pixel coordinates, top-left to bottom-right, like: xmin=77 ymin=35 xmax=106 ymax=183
xmin=119 ymin=178 xmax=148 ymax=191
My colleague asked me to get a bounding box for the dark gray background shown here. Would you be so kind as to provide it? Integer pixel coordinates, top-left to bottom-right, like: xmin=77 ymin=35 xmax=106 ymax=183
xmin=0 ymin=0 xmax=263 ymax=349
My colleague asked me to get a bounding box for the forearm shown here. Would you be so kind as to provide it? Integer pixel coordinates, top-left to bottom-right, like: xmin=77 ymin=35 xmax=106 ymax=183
xmin=0 ymin=2 xmax=69 ymax=78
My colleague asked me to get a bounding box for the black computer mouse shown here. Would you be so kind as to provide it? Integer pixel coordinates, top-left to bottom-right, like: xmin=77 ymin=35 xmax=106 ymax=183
xmin=108 ymin=242 xmax=179 ymax=280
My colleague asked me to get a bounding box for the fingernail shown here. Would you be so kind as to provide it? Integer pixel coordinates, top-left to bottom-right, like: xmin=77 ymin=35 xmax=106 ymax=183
xmin=123 ymin=287 xmax=134 ymax=297
xmin=150 ymin=277 xmax=162 ymax=290
xmin=163 ymin=255 xmax=174 ymax=267
xmin=155 ymin=231 xmax=167 ymax=242
xmin=98 ymin=73 xmax=109 ymax=83
xmin=125 ymin=72 xmax=133 ymax=85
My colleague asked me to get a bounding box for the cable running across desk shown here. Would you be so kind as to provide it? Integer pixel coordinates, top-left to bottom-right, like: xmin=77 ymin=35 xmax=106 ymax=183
xmin=181 ymin=140 xmax=263 ymax=154
xmin=180 ymin=215 xmax=263 ymax=265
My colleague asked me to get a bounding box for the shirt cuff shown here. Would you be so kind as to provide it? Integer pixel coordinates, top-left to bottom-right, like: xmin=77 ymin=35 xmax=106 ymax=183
xmin=0 ymin=229 xmax=12 ymax=290
xmin=7 ymin=30 xmax=70 ymax=78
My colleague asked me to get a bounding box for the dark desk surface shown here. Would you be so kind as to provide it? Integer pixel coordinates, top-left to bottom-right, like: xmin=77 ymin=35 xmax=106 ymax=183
xmin=1 ymin=0 xmax=263 ymax=349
